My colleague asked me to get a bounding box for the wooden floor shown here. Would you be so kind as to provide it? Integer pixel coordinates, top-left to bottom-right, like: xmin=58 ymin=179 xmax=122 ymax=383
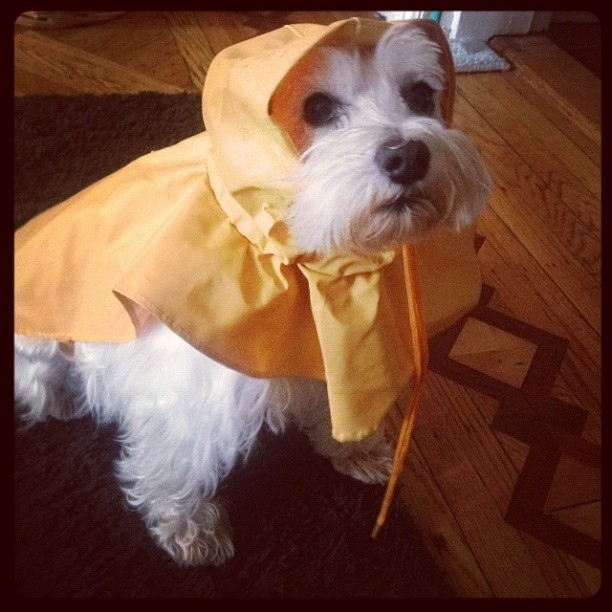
xmin=14 ymin=11 xmax=601 ymax=597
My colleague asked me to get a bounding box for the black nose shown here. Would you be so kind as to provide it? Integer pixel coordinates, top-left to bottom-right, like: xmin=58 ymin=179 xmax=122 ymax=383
xmin=375 ymin=138 xmax=430 ymax=186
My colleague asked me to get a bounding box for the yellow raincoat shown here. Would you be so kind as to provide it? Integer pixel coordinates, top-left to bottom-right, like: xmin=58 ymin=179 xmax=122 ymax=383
xmin=14 ymin=18 xmax=482 ymax=442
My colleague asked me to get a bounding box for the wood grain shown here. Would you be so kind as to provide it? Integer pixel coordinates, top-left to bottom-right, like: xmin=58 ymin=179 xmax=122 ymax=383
xmin=165 ymin=11 xmax=216 ymax=91
xmin=15 ymin=30 xmax=183 ymax=95
xmin=489 ymin=35 xmax=600 ymax=144
xmin=455 ymin=96 xmax=600 ymax=332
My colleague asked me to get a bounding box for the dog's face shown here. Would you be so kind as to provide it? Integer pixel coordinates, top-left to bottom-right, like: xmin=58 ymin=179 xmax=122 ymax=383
xmin=270 ymin=24 xmax=491 ymax=257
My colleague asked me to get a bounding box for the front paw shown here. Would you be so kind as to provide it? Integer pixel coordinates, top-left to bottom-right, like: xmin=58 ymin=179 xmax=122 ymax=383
xmin=147 ymin=499 xmax=235 ymax=567
xmin=331 ymin=434 xmax=394 ymax=484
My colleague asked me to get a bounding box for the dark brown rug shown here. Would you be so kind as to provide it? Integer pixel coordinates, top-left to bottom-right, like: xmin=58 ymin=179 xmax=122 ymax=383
xmin=13 ymin=93 xmax=454 ymax=598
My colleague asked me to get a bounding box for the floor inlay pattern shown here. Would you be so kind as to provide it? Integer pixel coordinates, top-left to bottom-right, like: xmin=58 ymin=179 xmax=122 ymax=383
xmin=429 ymin=283 xmax=601 ymax=569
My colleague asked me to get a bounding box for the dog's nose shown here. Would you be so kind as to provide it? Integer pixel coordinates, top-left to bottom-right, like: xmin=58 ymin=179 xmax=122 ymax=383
xmin=375 ymin=138 xmax=430 ymax=186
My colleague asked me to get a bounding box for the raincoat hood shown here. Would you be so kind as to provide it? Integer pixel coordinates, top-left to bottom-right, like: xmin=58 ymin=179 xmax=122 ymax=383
xmin=202 ymin=18 xmax=455 ymax=261
xmin=15 ymin=18 xmax=481 ymax=442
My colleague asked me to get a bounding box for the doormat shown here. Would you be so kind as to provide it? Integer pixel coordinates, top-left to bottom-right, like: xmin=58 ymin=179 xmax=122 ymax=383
xmin=451 ymin=39 xmax=511 ymax=73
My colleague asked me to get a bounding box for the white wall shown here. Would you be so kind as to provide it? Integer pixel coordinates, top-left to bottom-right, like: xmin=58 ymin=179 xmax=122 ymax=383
xmin=379 ymin=11 xmax=599 ymax=43
xmin=440 ymin=11 xmax=535 ymax=41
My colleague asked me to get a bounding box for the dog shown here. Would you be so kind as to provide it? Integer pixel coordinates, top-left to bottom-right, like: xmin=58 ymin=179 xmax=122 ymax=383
xmin=14 ymin=21 xmax=490 ymax=567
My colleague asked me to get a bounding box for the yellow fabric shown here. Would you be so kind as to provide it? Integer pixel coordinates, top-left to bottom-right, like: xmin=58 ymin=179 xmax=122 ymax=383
xmin=14 ymin=18 xmax=482 ymax=442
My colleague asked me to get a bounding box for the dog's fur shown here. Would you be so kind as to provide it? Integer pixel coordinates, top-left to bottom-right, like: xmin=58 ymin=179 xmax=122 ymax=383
xmin=14 ymin=25 xmax=490 ymax=566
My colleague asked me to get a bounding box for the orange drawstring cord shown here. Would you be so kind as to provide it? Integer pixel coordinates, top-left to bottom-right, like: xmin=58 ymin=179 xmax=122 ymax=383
xmin=372 ymin=244 xmax=429 ymax=539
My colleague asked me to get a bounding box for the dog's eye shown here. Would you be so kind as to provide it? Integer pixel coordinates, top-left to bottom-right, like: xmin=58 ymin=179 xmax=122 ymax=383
xmin=303 ymin=92 xmax=342 ymax=127
xmin=400 ymin=81 xmax=435 ymax=116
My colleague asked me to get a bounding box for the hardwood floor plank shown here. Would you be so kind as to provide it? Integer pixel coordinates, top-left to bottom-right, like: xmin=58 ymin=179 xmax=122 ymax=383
xmin=545 ymin=458 xmax=600 ymax=520
xmin=495 ymin=63 xmax=600 ymax=165
xmin=193 ymin=11 xmax=246 ymax=48
xmin=454 ymin=94 xmax=600 ymax=333
xmin=458 ymin=73 xmax=599 ymax=201
xmin=442 ymin=366 xmax=598 ymax=597
xmin=14 ymin=30 xmax=183 ymax=94
xmin=449 ymin=317 xmax=539 ymax=389
xmin=476 ymin=199 xmax=600 ymax=372
xmin=489 ymin=36 xmax=600 ymax=138
xmin=566 ymin=553 xmax=602 ymax=596
xmin=165 ymin=11 xmax=216 ymax=91
xmin=27 ymin=12 xmax=196 ymax=92
xmin=14 ymin=67 xmax=81 ymax=96
xmin=436 ymin=379 xmax=596 ymax=596
xmin=409 ymin=374 xmax=580 ymax=597
xmin=386 ymin=404 xmax=494 ymax=597
xmin=475 ymin=211 xmax=601 ymax=418
xmin=478 ymin=218 xmax=601 ymax=452
xmin=493 ymin=429 xmax=530 ymax=473
xmin=556 ymin=358 xmax=601 ymax=445
xmin=513 ymin=531 xmax=598 ymax=597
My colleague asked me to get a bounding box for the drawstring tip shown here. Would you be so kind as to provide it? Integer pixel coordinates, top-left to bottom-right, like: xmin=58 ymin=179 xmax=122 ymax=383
xmin=371 ymin=521 xmax=383 ymax=539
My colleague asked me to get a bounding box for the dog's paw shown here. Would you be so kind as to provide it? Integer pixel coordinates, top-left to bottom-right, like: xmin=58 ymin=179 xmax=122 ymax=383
xmin=148 ymin=500 xmax=235 ymax=567
xmin=330 ymin=434 xmax=394 ymax=485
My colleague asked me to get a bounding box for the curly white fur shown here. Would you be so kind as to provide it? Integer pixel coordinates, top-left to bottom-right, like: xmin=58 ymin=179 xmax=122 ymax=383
xmin=15 ymin=325 xmax=392 ymax=566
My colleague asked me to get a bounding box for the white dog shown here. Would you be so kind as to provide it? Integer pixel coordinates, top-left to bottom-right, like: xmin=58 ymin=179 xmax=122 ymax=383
xmin=14 ymin=22 xmax=490 ymax=566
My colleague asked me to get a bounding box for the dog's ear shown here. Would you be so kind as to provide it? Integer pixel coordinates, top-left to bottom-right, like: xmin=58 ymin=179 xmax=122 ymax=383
xmin=269 ymin=48 xmax=325 ymax=154
xmin=405 ymin=19 xmax=455 ymax=126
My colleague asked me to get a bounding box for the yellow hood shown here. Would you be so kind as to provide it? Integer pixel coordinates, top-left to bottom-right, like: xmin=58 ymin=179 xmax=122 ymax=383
xmin=14 ymin=18 xmax=481 ymax=441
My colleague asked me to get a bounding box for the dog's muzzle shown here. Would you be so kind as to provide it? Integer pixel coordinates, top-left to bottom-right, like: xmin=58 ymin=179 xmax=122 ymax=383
xmin=375 ymin=138 xmax=430 ymax=187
